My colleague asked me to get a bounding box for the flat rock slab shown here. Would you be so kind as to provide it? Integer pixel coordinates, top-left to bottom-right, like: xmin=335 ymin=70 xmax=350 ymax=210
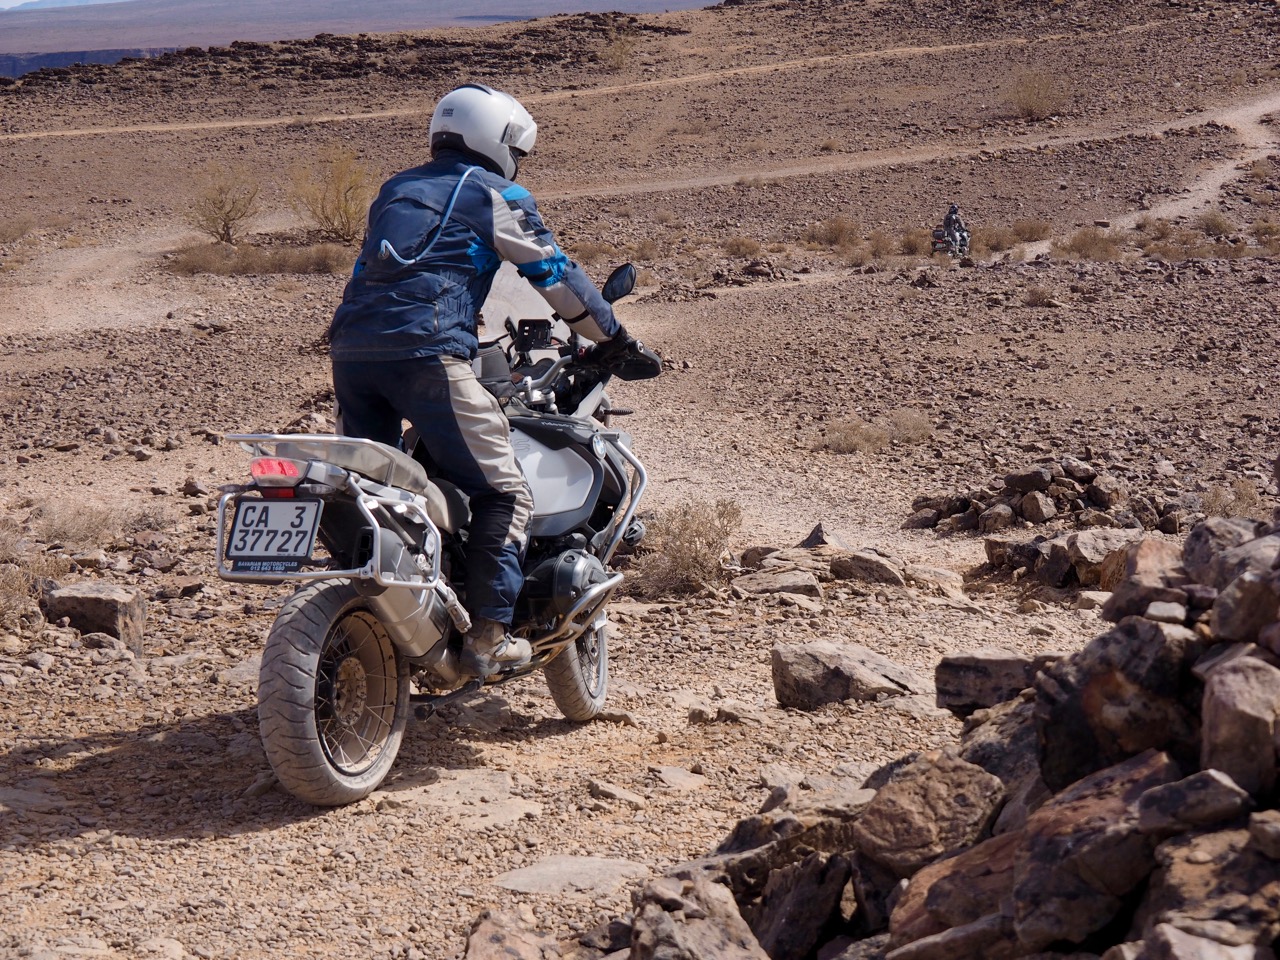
xmin=388 ymin=768 xmax=542 ymax=830
xmin=493 ymin=855 xmax=649 ymax=896
xmin=773 ymin=640 xmax=932 ymax=711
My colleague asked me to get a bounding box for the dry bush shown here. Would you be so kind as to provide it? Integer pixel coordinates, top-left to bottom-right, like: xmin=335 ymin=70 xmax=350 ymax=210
xmin=1253 ymin=218 xmax=1280 ymax=242
xmin=288 ymin=147 xmax=376 ymax=243
xmin=724 ymin=235 xmax=762 ymax=257
xmin=1203 ymin=479 xmax=1265 ymax=520
xmin=31 ymin=502 xmax=128 ymax=546
xmin=1249 ymin=190 xmax=1275 ymax=208
xmin=1024 ymin=285 xmax=1055 ymax=307
xmin=570 ymin=240 xmax=618 ymax=265
xmin=653 ymin=209 xmax=678 ymax=226
xmin=626 ymin=499 xmax=742 ymax=598
xmin=168 ymin=242 xmax=348 ymax=276
xmin=866 ymin=229 xmax=895 ymax=258
xmin=189 ymin=162 xmax=260 ymax=244
xmin=901 ymin=228 xmax=933 ymax=255
xmin=1194 ymin=211 xmax=1234 ymax=237
xmin=1012 ymin=219 xmax=1052 ymax=242
xmin=1054 ymin=227 xmax=1122 ymax=261
xmin=887 ymin=408 xmax=933 ymax=444
xmin=1136 ymin=216 xmax=1174 ymax=240
xmin=0 ymin=218 xmax=33 ymax=245
xmin=0 ymin=516 xmax=22 ymax=563
xmin=599 ymin=26 xmax=639 ymax=72
xmin=805 ymin=216 xmax=859 ymax=249
xmin=1248 ymin=159 xmax=1275 ymax=183
xmin=821 ymin=416 xmax=889 ymax=454
xmin=818 ymin=140 xmax=840 ymax=153
xmin=1007 ymin=68 xmax=1068 ymax=121
xmin=841 ymin=243 xmax=873 ymax=268
xmin=628 ymin=238 xmax=660 ymax=261
xmin=978 ymin=225 xmax=1018 ymax=252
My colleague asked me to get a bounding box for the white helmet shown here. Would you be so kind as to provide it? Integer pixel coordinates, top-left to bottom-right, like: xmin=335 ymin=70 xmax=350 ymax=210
xmin=429 ymin=84 xmax=537 ymax=180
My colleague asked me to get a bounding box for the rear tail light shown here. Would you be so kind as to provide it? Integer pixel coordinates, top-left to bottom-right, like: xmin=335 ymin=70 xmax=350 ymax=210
xmin=250 ymin=457 xmax=305 ymax=488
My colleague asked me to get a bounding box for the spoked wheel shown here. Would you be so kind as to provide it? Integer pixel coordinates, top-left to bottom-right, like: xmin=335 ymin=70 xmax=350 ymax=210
xmin=542 ymin=615 xmax=608 ymax=722
xmin=258 ymin=580 xmax=409 ymax=806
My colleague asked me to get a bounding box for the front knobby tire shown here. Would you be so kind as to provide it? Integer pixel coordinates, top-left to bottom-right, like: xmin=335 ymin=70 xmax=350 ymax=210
xmin=257 ymin=579 xmax=409 ymax=806
xmin=543 ymin=616 xmax=609 ymax=722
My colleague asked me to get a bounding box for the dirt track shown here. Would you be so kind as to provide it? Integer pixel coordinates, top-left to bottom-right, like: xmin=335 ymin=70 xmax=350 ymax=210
xmin=1 ymin=0 xmax=1278 ymax=957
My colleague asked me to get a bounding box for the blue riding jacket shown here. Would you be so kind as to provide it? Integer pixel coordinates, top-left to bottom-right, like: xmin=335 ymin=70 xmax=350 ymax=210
xmin=328 ymin=150 xmax=621 ymax=362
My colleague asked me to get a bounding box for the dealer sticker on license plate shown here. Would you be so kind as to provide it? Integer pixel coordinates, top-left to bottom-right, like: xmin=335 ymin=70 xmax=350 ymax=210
xmin=226 ymin=499 xmax=322 ymax=573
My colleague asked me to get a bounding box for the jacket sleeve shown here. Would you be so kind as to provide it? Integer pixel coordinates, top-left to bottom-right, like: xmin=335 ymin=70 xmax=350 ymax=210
xmin=484 ymin=183 xmax=621 ymax=342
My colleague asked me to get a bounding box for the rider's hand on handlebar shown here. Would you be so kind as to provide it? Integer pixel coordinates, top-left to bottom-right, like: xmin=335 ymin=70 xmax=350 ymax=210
xmin=585 ymin=326 xmax=663 ymax=381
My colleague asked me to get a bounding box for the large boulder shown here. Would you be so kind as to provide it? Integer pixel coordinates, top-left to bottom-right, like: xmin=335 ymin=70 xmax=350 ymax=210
xmin=848 ymin=749 xmax=1005 ymax=879
xmin=935 ymin=649 xmax=1063 ymax=718
xmin=1035 ymin=617 xmax=1200 ymax=792
xmin=630 ymin=876 xmax=770 ymax=960
xmin=1132 ymin=827 xmax=1280 ymax=948
xmin=1199 ymin=656 xmax=1280 ymax=799
xmin=772 ymin=641 xmax=931 ymax=711
xmin=41 ymin=581 xmax=147 ymax=655
xmin=1012 ymin=750 xmax=1182 ymax=953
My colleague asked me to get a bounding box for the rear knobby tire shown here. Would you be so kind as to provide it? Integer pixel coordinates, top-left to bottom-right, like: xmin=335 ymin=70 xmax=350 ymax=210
xmin=543 ymin=616 xmax=608 ymax=722
xmin=257 ymin=579 xmax=409 ymax=806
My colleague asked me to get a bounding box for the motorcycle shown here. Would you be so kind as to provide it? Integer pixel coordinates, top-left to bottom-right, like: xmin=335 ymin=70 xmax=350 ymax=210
xmin=215 ymin=264 xmax=660 ymax=806
xmin=931 ymin=223 xmax=970 ymax=257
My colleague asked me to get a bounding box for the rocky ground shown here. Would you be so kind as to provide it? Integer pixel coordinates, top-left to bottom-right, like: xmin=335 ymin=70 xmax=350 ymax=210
xmin=0 ymin=0 xmax=1279 ymax=957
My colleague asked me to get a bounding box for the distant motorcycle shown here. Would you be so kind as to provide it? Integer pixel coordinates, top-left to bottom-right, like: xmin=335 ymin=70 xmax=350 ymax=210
xmin=215 ymin=264 xmax=661 ymax=806
xmin=931 ymin=223 xmax=970 ymax=257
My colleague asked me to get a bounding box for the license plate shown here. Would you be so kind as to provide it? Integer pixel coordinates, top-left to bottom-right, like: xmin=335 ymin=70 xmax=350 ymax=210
xmin=226 ymin=499 xmax=322 ymax=573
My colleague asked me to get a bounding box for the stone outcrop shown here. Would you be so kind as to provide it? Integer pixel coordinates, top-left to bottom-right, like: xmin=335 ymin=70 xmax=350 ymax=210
xmin=511 ymin=518 xmax=1280 ymax=960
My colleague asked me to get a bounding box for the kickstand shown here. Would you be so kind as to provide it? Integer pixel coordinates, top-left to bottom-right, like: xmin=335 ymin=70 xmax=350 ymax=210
xmin=411 ymin=679 xmax=484 ymax=721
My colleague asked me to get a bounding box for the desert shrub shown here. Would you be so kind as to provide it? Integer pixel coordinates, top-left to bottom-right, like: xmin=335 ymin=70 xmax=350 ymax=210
xmin=570 ymin=240 xmax=617 ymax=265
xmin=724 ymin=235 xmax=762 ymax=258
xmin=866 ymin=229 xmax=895 ymax=258
xmin=628 ymin=238 xmax=660 ymax=260
xmin=1253 ymin=218 xmax=1280 ymax=242
xmin=627 ymin=499 xmax=742 ymax=598
xmin=805 ymin=216 xmax=859 ymax=249
xmin=887 ymin=408 xmax=933 ymax=444
xmin=30 ymin=502 xmax=130 ymax=547
xmin=1012 ymin=219 xmax=1052 ymax=242
xmin=978 ymin=225 xmax=1018 ymax=252
xmin=1248 ymin=159 xmax=1275 ymax=182
xmin=653 ymin=209 xmax=678 ymax=226
xmin=168 ymin=242 xmax=349 ymax=276
xmin=1203 ymin=479 xmax=1265 ymax=520
xmin=1024 ymin=285 xmax=1056 ymax=307
xmin=0 ymin=554 xmax=71 ymax=627
xmin=0 ymin=516 xmax=22 ymax=563
xmin=821 ymin=416 xmax=889 ymax=454
xmin=1136 ymin=216 xmax=1174 ymax=240
xmin=288 ymin=147 xmax=376 ymax=243
xmin=0 ymin=218 xmax=33 ymax=245
xmin=189 ymin=162 xmax=260 ymax=244
xmin=900 ymin=228 xmax=933 ymax=255
xmin=1054 ymin=227 xmax=1122 ymax=261
xmin=841 ymin=243 xmax=873 ymax=267
xmin=1194 ymin=210 xmax=1234 ymax=237
xmin=818 ymin=140 xmax=840 ymax=153
xmin=599 ymin=25 xmax=639 ymax=72
xmin=1007 ymin=68 xmax=1068 ymax=121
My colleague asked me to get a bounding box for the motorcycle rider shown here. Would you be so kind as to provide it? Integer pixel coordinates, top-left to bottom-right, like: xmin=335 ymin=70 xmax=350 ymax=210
xmin=327 ymin=83 xmax=644 ymax=678
xmin=943 ymin=202 xmax=968 ymax=252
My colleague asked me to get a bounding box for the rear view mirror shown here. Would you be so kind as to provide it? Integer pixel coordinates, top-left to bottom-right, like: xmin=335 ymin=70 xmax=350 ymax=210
xmin=601 ymin=263 xmax=637 ymax=304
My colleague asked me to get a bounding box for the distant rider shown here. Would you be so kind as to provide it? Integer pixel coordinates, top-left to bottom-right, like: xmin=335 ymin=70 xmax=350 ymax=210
xmin=943 ymin=203 xmax=968 ymax=251
xmin=327 ymin=83 xmax=645 ymax=677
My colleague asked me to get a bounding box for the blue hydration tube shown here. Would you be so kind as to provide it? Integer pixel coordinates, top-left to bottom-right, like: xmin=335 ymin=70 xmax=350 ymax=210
xmin=378 ymin=166 xmax=479 ymax=266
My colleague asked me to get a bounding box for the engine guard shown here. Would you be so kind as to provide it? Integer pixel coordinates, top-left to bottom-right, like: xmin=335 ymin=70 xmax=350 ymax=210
xmin=527 ymin=571 xmax=623 ymax=660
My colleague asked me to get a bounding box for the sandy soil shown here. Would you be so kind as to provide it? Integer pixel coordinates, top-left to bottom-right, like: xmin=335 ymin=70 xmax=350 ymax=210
xmin=1 ymin=0 xmax=1278 ymax=957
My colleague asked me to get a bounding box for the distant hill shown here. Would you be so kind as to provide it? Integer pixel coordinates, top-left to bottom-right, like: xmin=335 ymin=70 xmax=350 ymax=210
xmin=0 ymin=0 xmax=712 ymax=55
xmin=5 ymin=0 xmax=118 ymax=10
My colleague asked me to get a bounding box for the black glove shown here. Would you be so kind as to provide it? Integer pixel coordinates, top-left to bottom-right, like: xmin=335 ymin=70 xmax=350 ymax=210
xmin=589 ymin=327 xmax=662 ymax=381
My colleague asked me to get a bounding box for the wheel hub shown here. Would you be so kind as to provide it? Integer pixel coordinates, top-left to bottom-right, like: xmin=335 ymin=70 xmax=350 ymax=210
xmin=332 ymin=655 xmax=369 ymax=728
